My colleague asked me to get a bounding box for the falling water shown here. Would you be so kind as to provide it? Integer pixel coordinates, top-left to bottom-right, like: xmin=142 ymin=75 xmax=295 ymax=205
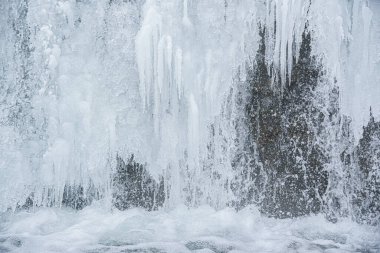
xmin=0 ymin=0 xmax=379 ymax=252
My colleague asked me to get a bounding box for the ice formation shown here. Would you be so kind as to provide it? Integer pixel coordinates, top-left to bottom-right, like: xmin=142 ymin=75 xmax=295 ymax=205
xmin=1 ymin=0 xmax=380 ymax=252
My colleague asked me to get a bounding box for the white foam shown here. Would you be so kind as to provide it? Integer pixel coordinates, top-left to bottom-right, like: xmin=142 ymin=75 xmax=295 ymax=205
xmin=0 ymin=205 xmax=379 ymax=253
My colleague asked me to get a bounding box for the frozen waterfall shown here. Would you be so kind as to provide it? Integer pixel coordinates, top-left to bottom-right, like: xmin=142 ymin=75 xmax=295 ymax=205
xmin=0 ymin=0 xmax=380 ymax=252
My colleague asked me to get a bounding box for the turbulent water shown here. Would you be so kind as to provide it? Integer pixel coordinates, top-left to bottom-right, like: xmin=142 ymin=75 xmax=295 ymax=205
xmin=1 ymin=0 xmax=380 ymax=252
xmin=0 ymin=204 xmax=379 ymax=253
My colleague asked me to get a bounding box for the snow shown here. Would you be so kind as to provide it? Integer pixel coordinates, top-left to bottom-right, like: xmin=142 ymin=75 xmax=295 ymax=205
xmin=0 ymin=205 xmax=379 ymax=253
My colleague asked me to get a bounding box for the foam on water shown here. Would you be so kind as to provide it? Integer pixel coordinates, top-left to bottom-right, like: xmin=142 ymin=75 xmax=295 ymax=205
xmin=0 ymin=205 xmax=379 ymax=253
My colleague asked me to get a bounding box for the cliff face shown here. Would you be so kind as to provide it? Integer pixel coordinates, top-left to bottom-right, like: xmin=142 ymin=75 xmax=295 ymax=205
xmin=352 ymin=112 xmax=380 ymax=225
xmin=231 ymin=26 xmax=339 ymax=218
xmin=230 ymin=24 xmax=380 ymax=223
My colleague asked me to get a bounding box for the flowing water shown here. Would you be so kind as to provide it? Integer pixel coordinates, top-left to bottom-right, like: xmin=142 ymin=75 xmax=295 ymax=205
xmin=1 ymin=203 xmax=379 ymax=253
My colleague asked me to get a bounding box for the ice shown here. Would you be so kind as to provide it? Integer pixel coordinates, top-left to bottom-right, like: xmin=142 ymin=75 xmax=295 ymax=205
xmin=135 ymin=2 xmax=163 ymax=112
xmin=0 ymin=0 xmax=380 ymax=251
xmin=0 ymin=205 xmax=379 ymax=253
xmin=0 ymin=0 xmax=314 ymax=209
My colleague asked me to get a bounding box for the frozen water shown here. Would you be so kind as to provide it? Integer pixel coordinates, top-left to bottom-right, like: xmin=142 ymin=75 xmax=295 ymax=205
xmin=1 ymin=0 xmax=378 ymax=211
xmin=0 ymin=204 xmax=379 ymax=253
xmin=1 ymin=0 xmax=380 ymax=252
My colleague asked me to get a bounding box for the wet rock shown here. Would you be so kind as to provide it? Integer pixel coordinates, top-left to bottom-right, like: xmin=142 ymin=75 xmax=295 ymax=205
xmin=232 ymin=24 xmax=338 ymax=218
xmin=185 ymin=240 xmax=234 ymax=253
xmin=62 ymin=184 xmax=93 ymax=210
xmin=352 ymin=110 xmax=380 ymax=225
xmin=120 ymin=248 xmax=164 ymax=253
xmin=112 ymin=155 xmax=166 ymax=211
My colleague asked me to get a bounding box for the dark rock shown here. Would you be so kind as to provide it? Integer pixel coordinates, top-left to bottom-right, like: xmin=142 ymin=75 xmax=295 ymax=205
xmin=232 ymin=24 xmax=339 ymax=218
xmin=62 ymin=184 xmax=93 ymax=210
xmin=185 ymin=240 xmax=234 ymax=253
xmin=112 ymin=155 xmax=166 ymax=211
xmin=352 ymin=109 xmax=380 ymax=225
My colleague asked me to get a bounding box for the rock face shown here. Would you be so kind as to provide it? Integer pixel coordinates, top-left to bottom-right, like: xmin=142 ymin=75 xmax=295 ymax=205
xmin=232 ymin=26 xmax=339 ymax=218
xmin=231 ymin=23 xmax=380 ymax=222
xmin=16 ymin=184 xmax=98 ymax=211
xmin=352 ymin=111 xmax=380 ymax=225
xmin=62 ymin=154 xmax=167 ymax=211
xmin=17 ymin=155 xmax=166 ymax=211
xmin=62 ymin=185 xmax=95 ymax=210
xmin=16 ymin=155 xmax=166 ymax=212
xmin=112 ymin=155 xmax=166 ymax=211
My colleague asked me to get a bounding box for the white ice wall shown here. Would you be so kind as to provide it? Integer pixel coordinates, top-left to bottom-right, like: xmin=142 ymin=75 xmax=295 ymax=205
xmin=0 ymin=0 xmax=378 ymax=211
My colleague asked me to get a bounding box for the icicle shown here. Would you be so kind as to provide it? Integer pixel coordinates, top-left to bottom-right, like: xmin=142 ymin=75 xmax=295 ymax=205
xmin=135 ymin=2 xmax=163 ymax=112
xmin=175 ymin=48 xmax=183 ymax=100
xmin=266 ymin=0 xmax=308 ymax=88
xmin=183 ymin=0 xmax=192 ymax=27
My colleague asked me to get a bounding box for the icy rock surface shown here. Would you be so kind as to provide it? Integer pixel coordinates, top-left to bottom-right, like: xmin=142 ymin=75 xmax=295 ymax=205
xmin=0 ymin=0 xmax=378 ymax=214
